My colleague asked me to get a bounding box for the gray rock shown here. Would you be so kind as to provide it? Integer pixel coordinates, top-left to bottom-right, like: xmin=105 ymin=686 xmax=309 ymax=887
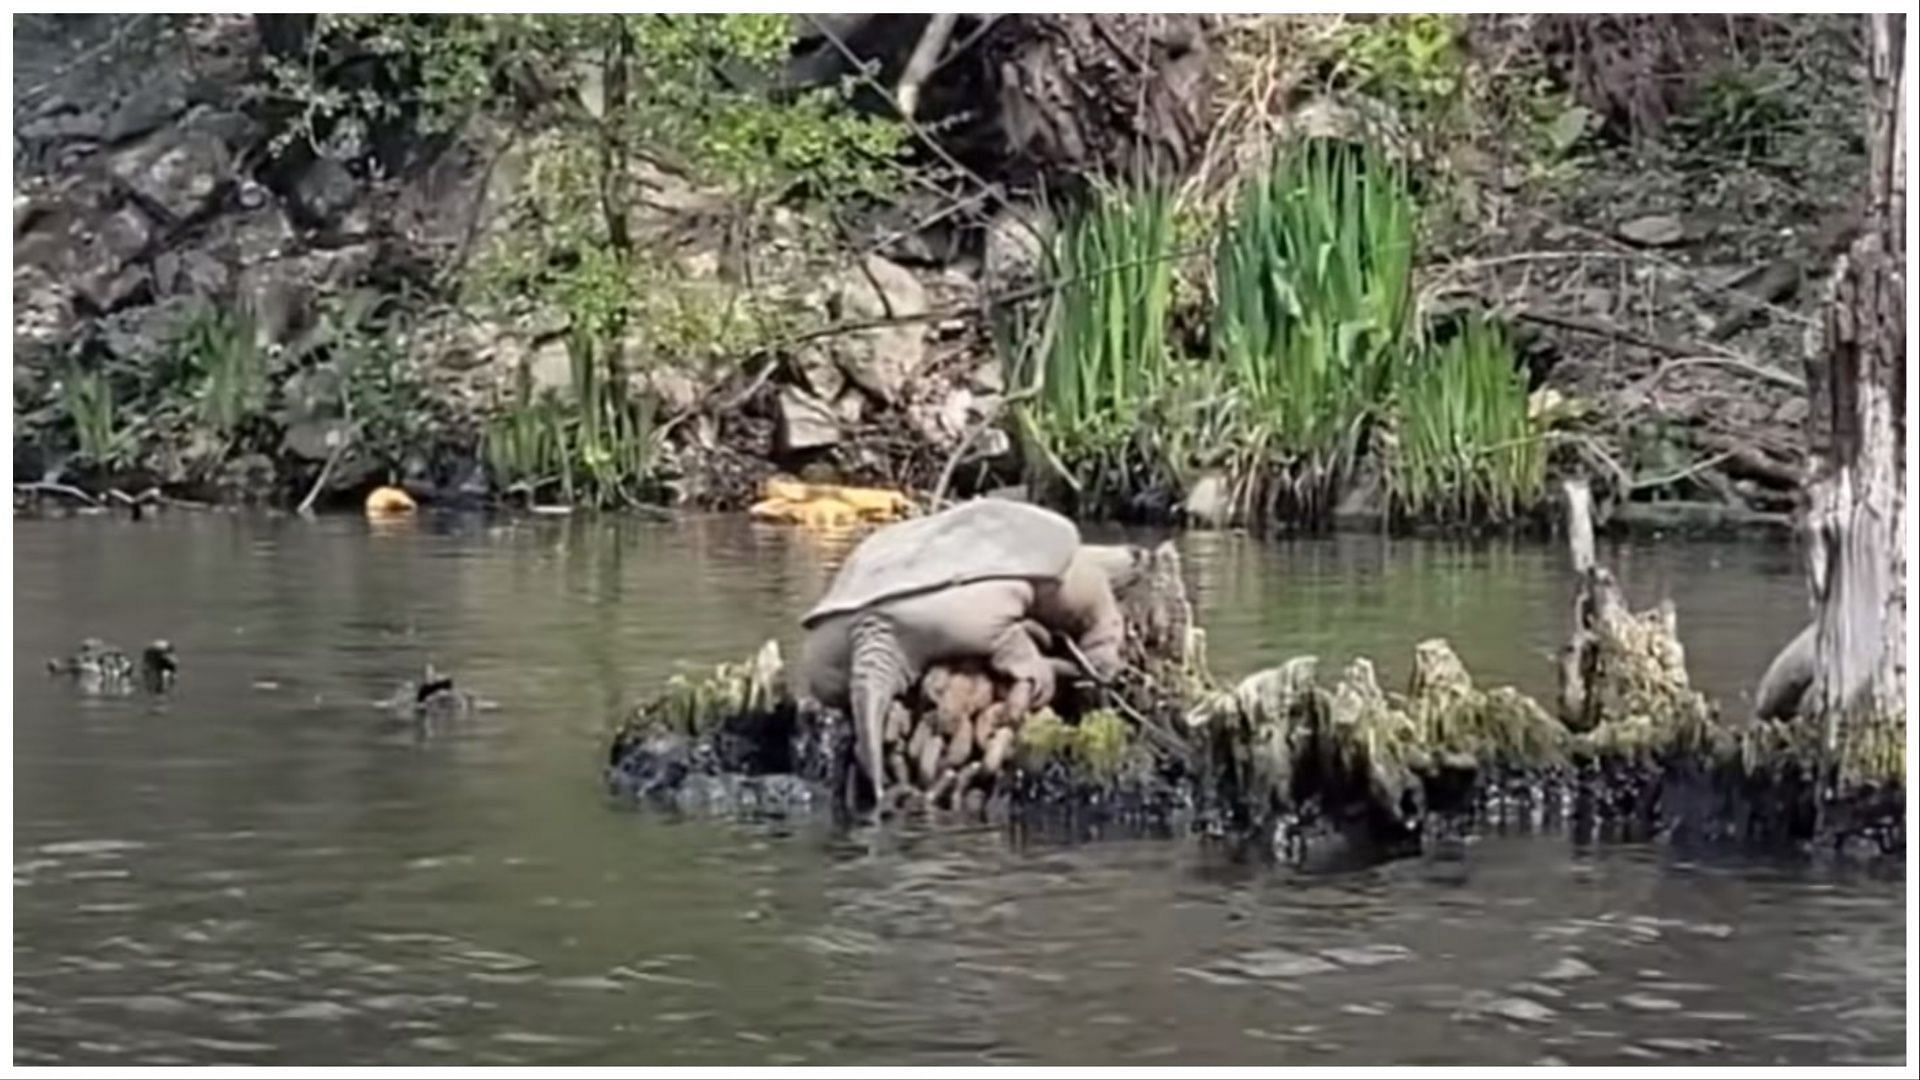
xmin=70 ymin=206 xmax=156 ymax=312
xmin=909 ymin=387 xmax=974 ymax=448
xmin=12 ymin=267 xmax=77 ymax=352
xmin=528 ymin=337 xmax=575 ymax=396
xmin=288 ymin=157 xmax=360 ymax=229
xmin=281 ymin=419 xmax=349 ymax=462
xmin=1332 ymin=468 xmax=1385 ymax=529
xmin=107 ymin=126 xmax=231 ymax=223
xmin=212 ymin=206 xmax=297 ymax=266
xmin=235 ymin=247 xmax=375 ymax=348
xmin=779 ymin=386 xmax=841 ymax=451
xmin=1183 ymin=471 xmax=1232 ymax=529
xmin=18 ymin=109 xmax=107 ymax=145
xmin=792 ymin=345 xmax=846 ymax=401
xmin=101 ymin=78 xmax=190 ymax=145
xmin=1618 ymin=214 xmax=1686 ymax=248
xmin=825 ymin=255 xmax=928 ymax=405
xmin=832 ymin=388 xmax=867 ymax=427
xmin=74 ymin=263 xmax=148 ymax=313
xmin=153 ymin=249 xmax=230 ymax=298
xmin=981 ymin=203 xmax=1053 ymax=291
xmin=639 ymin=364 xmax=701 ymax=414
xmin=970 ymin=358 xmax=1006 ymax=394
xmin=97 ymin=205 xmax=154 ymax=264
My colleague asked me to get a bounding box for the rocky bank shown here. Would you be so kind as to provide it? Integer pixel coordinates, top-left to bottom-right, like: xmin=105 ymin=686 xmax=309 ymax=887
xmin=12 ymin=15 xmax=1869 ymax=533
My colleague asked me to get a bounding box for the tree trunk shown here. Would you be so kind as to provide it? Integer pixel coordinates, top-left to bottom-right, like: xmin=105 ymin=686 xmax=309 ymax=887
xmin=1802 ymin=15 xmax=1906 ymax=816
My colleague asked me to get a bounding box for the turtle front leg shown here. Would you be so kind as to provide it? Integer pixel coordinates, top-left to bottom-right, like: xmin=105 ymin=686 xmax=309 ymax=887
xmin=848 ymin=613 xmax=913 ymax=820
xmin=990 ymin=623 xmax=1058 ymax=721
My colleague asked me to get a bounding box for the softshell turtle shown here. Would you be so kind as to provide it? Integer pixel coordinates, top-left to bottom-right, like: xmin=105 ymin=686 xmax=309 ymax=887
xmin=797 ymin=498 xmax=1131 ymax=815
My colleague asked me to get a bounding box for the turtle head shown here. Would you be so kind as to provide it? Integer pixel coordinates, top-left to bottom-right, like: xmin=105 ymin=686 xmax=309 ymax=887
xmin=1077 ymin=543 xmax=1153 ymax=592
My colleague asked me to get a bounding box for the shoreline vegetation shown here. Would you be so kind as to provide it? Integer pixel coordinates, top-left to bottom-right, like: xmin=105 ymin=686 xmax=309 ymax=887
xmin=13 ymin=15 xmax=1858 ymax=539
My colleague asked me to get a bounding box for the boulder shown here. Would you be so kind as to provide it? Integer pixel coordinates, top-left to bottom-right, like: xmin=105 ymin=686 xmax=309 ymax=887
xmin=778 ymin=386 xmax=842 ymax=452
xmin=106 ymin=124 xmax=231 ymax=223
xmin=637 ymin=363 xmax=703 ymax=415
xmin=74 ymin=264 xmax=148 ymax=314
xmin=287 ymin=156 xmax=360 ymax=230
xmin=528 ymin=337 xmax=574 ymax=396
xmin=909 ymin=386 xmax=974 ymax=448
xmin=1182 ymin=471 xmax=1232 ymax=529
xmin=99 ymin=72 xmax=193 ymax=146
xmin=1618 ymin=214 xmax=1686 ymax=248
xmin=96 ymin=204 xmax=155 ymax=264
xmin=152 ymin=248 xmax=231 ymax=298
xmin=821 ymin=255 xmax=928 ymax=405
xmin=235 ymin=245 xmax=376 ymax=347
xmin=792 ymin=344 xmax=847 ymax=401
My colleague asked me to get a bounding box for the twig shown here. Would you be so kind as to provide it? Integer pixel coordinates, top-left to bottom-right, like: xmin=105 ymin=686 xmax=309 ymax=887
xmin=1627 ymin=450 xmax=1737 ymax=493
xmin=1512 ymin=307 xmax=1723 ymax=360
xmin=930 ymin=387 xmax=1039 ymax=508
xmin=14 ymin=481 xmax=103 ymax=506
xmin=895 ymin=14 xmax=958 ymax=120
xmin=802 ymin=15 xmax=1050 ymax=254
xmin=296 ymin=436 xmax=351 ymax=516
xmin=1562 ymin=478 xmax=1596 ymax=575
xmin=1059 ymin=637 xmax=1189 ymax=760
xmin=1695 ymin=432 xmax=1803 ymax=490
xmin=15 ymin=13 xmax=157 ymax=106
xmin=926 ymin=15 xmax=1001 ymax=80
xmin=1514 ymin=208 xmax=1820 ymax=329
xmin=1627 ymin=355 xmax=1807 ymax=396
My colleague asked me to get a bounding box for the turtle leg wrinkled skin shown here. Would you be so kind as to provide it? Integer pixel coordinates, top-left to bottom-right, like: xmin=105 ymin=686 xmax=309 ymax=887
xmin=845 ymin=612 xmax=913 ymax=818
xmin=990 ymin=621 xmax=1058 ymax=720
xmin=1031 ymin=545 xmax=1131 ymax=682
xmin=1752 ymin=622 xmax=1816 ymax=722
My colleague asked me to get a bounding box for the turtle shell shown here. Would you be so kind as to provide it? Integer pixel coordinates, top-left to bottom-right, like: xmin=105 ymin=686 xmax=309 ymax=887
xmin=801 ymin=498 xmax=1080 ymax=627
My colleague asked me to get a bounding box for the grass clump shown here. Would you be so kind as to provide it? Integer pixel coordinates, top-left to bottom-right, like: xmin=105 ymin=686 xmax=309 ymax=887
xmin=1014 ymin=183 xmax=1180 ymax=511
xmin=483 ymin=330 xmax=660 ymax=508
xmin=1387 ymin=315 xmax=1545 ymax=524
xmin=1212 ymin=139 xmax=1416 ymax=522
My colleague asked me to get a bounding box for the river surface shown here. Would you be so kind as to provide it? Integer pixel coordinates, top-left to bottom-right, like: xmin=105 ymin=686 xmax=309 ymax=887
xmin=12 ymin=512 xmax=1906 ymax=1065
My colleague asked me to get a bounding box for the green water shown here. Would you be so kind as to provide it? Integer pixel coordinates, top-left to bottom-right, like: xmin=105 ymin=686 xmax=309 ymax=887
xmin=11 ymin=513 xmax=1902 ymax=1065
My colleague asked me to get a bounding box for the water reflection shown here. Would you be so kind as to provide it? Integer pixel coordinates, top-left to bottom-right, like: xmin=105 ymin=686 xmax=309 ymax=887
xmin=12 ymin=513 xmax=1897 ymax=1065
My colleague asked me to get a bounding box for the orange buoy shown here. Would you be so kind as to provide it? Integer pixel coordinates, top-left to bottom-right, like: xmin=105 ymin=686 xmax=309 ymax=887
xmin=365 ymin=485 xmax=418 ymax=517
xmin=753 ymin=477 xmax=912 ymax=527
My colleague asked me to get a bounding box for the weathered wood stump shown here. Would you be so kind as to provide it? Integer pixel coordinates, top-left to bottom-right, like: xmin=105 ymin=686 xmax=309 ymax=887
xmin=606 ymin=508 xmax=1902 ymax=857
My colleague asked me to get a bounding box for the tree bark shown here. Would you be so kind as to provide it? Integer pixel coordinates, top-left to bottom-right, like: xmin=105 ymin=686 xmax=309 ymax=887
xmin=1802 ymin=14 xmax=1906 ymax=811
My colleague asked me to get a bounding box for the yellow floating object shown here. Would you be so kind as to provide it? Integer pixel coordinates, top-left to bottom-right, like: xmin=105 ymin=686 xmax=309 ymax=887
xmin=754 ymin=478 xmax=911 ymax=526
xmin=365 ymin=486 xmax=418 ymax=517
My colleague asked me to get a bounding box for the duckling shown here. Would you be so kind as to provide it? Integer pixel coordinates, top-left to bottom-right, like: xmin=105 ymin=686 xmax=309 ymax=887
xmin=379 ymin=663 xmax=493 ymax=724
xmin=47 ymin=638 xmax=178 ymax=696
xmin=141 ymin=640 xmax=179 ymax=693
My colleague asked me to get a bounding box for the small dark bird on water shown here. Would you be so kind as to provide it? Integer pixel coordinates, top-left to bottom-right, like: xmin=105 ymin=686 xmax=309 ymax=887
xmin=378 ymin=663 xmax=494 ymax=724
